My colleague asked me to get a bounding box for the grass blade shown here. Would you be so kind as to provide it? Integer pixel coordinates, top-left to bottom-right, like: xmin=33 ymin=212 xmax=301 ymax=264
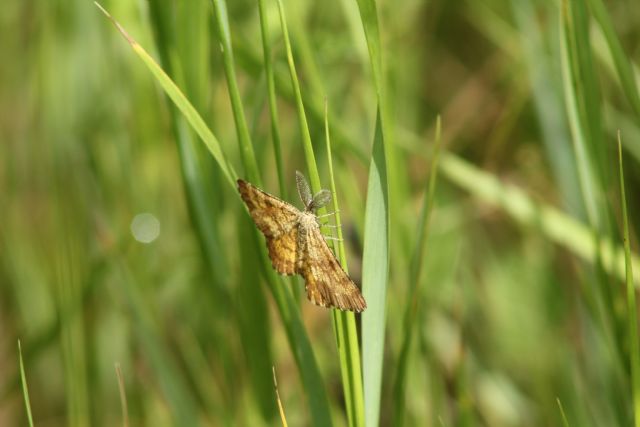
xmin=353 ymin=0 xmax=393 ymax=424
xmin=94 ymin=2 xmax=236 ymax=188
xmin=211 ymin=0 xmax=260 ymax=184
xmin=257 ymin=0 xmax=286 ymax=196
xmin=115 ymin=364 xmax=129 ymax=427
xmin=587 ymin=0 xmax=640 ymax=122
xmin=618 ymin=135 xmax=640 ymax=427
xmin=325 ymin=101 xmax=365 ymax=427
xmin=275 ymin=1 xmax=361 ymax=425
xmin=361 ymin=111 xmax=389 ymax=427
xmin=438 ymin=151 xmax=640 ymax=287
xmin=392 ymin=117 xmax=442 ymax=426
xmin=18 ymin=341 xmax=34 ymax=427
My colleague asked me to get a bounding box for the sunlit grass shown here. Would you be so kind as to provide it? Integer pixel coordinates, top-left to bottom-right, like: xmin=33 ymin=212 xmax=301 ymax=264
xmin=2 ymin=0 xmax=640 ymax=426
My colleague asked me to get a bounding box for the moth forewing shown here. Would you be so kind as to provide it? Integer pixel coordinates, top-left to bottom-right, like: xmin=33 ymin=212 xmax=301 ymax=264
xmin=237 ymin=173 xmax=367 ymax=312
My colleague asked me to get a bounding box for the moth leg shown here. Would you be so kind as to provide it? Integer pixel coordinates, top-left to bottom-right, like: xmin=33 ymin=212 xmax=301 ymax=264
xmin=316 ymin=210 xmax=340 ymax=218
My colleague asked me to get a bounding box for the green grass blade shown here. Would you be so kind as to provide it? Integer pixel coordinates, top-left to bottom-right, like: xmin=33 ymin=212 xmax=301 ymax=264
xmin=438 ymin=152 xmax=640 ymax=287
xmin=353 ymin=0 xmax=392 ymax=424
xmin=587 ymin=0 xmax=640 ymax=122
xmin=392 ymin=117 xmax=442 ymax=426
xmin=257 ymin=0 xmax=286 ymax=196
xmin=275 ymin=2 xmax=362 ymax=426
xmin=557 ymin=398 xmax=571 ymax=427
xmin=18 ymin=341 xmax=34 ymax=427
xmin=94 ymin=2 xmax=236 ymax=188
xmin=618 ymin=135 xmax=640 ymax=427
xmin=115 ymin=363 xmax=130 ymax=427
xmin=559 ymin=0 xmax=605 ymax=230
xmin=211 ymin=0 xmax=260 ymax=184
xmin=275 ymin=0 xmax=320 ymax=190
xmin=325 ymin=102 xmax=365 ymax=427
xmin=361 ymin=111 xmax=389 ymax=427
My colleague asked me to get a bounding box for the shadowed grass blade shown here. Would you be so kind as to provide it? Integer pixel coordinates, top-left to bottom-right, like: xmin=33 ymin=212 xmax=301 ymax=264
xmin=392 ymin=117 xmax=442 ymax=426
xmin=618 ymin=136 xmax=640 ymax=427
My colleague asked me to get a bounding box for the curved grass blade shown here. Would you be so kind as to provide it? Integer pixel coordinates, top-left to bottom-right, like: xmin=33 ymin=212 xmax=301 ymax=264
xmin=96 ymin=4 xmax=333 ymax=425
xmin=438 ymin=152 xmax=640 ymax=286
xmin=94 ymin=2 xmax=236 ymax=188
xmin=18 ymin=341 xmax=34 ymax=427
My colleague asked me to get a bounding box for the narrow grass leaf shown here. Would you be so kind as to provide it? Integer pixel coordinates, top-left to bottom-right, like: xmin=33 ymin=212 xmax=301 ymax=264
xmin=559 ymin=0 xmax=604 ymax=230
xmin=272 ymin=367 xmax=289 ymax=427
xmin=438 ymin=152 xmax=640 ymax=286
xmin=115 ymin=363 xmax=129 ymax=427
xmin=276 ymin=1 xmax=365 ymax=425
xmin=392 ymin=117 xmax=442 ymax=426
xmin=587 ymin=0 xmax=640 ymax=121
xmin=258 ymin=0 xmax=286 ymax=196
xmin=18 ymin=341 xmax=34 ymax=427
xmin=94 ymin=2 xmax=236 ymax=187
xmin=211 ymin=0 xmax=260 ymax=184
xmin=557 ymin=398 xmax=571 ymax=427
xmin=618 ymin=136 xmax=640 ymax=427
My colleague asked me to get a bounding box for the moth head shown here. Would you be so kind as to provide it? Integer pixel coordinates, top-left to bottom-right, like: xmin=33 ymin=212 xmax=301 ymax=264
xmin=296 ymin=171 xmax=332 ymax=212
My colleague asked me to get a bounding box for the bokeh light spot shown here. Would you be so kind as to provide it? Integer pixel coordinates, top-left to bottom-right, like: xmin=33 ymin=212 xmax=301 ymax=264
xmin=130 ymin=213 xmax=160 ymax=243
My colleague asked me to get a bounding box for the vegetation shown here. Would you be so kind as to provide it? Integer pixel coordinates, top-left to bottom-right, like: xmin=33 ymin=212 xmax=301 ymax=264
xmin=1 ymin=0 xmax=640 ymax=425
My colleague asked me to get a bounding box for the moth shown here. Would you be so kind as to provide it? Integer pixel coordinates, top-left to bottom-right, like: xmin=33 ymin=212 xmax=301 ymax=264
xmin=237 ymin=172 xmax=367 ymax=312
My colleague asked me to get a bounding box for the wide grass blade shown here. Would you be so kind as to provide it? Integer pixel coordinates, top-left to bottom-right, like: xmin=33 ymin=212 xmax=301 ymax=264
xmin=618 ymin=136 xmax=640 ymax=427
xmin=353 ymin=0 xmax=393 ymax=424
xmin=361 ymin=111 xmax=389 ymax=427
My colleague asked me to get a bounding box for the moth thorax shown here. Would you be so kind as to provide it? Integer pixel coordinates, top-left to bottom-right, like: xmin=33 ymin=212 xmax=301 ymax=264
xmin=298 ymin=211 xmax=319 ymax=229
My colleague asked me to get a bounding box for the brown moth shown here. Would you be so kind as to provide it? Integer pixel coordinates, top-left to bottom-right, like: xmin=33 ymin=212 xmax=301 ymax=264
xmin=237 ymin=171 xmax=366 ymax=312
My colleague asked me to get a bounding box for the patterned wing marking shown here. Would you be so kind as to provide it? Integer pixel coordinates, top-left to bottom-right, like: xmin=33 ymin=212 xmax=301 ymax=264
xmin=237 ymin=179 xmax=299 ymax=238
xmin=267 ymin=227 xmax=298 ymax=275
xmin=296 ymin=225 xmax=367 ymax=313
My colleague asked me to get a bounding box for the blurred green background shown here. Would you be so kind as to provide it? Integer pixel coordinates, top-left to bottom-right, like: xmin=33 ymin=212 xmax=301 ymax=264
xmin=2 ymin=0 xmax=640 ymax=426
